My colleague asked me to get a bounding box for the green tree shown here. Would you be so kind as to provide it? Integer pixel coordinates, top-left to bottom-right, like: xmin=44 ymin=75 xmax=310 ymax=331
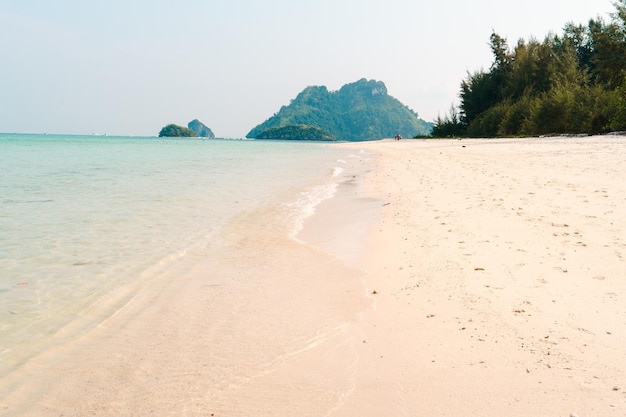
xmin=460 ymin=70 xmax=498 ymax=126
xmin=431 ymin=104 xmax=465 ymax=137
xmin=563 ymin=22 xmax=595 ymax=79
xmin=590 ymin=16 xmax=626 ymax=88
xmin=454 ymin=1 xmax=626 ymax=137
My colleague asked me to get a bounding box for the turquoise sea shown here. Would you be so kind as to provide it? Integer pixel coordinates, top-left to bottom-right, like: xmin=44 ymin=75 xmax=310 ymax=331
xmin=0 ymin=133 xmax=363 ymax=375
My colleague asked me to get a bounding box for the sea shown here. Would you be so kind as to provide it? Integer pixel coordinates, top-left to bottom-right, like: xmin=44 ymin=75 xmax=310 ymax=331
xmin=0 ymin=133 xmax=372 ymax=380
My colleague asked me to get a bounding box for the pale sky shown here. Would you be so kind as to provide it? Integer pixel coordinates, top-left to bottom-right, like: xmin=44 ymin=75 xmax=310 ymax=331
xmin=0 ymin=0 xmax=615 ymax=137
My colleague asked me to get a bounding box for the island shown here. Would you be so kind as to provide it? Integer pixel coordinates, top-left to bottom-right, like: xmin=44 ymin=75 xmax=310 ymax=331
xmin=188 ymin=119 xmax=215 ymax=138
xmin=159 ymin=124 xmax=197 ymax=137
xmin=255 ymin=124 xmax=335 ymax=140
xmin=247 ymin=78 xmax=433 ymax=141
xmin=158 ymin=120 xmax=215 ymax=138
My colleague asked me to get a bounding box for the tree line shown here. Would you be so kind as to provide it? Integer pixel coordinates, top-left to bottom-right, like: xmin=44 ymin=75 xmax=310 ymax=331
xmin=433 ymin=0 xmax=626 ymax=138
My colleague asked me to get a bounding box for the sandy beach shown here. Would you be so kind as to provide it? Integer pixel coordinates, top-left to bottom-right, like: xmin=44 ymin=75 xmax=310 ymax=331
xmin=337 ymin=136 xmax=626 ymax=416
xmin=3 ymin=136 xmax=626 ymax=416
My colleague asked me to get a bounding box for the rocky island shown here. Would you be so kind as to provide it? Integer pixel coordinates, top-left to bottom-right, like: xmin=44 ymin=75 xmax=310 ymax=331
xmin=188 ymin=119 xmax=215 ymax=138
xmin=247 ymin=78 xmax=433 ymax=141
xmin=158 ymin=119 xmax=215 ymax=138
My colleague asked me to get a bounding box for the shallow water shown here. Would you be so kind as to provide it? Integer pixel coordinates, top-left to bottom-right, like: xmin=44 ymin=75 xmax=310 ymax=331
xmin=0 ymin=134 xmax=359 ymax=374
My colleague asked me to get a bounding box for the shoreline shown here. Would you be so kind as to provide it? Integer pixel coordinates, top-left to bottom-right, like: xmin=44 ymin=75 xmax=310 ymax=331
xmin=0 ymin=143 xmax=375 ymax=416
xmin=2 ymin=136 xmax=626 ymax=416
xmin=296 ymin=147 xmax=382 ymax=268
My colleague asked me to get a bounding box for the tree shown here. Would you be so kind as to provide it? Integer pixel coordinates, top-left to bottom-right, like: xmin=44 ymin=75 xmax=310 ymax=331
xmin=460 ymin=70 xmax=498 ymax=126
xmin=431 ymin=104 xmax=465 ymax=137
xmin=453 ymin=1 xmax=626 ymax=137
xmin=590 ymin=16 xmax=626 ymax=88
xmin=563 ymin=22 xmax=595 ymax=79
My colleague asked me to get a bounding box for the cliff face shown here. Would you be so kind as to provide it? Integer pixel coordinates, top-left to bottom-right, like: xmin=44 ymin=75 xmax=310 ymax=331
xmin=247 ymin=79 xmax=433 ymax=141
xmin=188 ymin=119 xmax=215 ymax=138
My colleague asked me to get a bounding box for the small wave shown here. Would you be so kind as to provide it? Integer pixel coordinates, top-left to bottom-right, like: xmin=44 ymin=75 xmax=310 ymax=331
xmin=331 ymin=167 xmax=344 ymax=177
xmin=3 ymin=199 xmax=54 ymax=204
xmin=336 ymin=159 xmax=347 ymax=164
xmin=284 ymin=182 xmax=338 ymax=239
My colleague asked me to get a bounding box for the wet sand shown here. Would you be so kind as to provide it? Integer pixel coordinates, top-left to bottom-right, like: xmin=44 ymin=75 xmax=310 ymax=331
xmin=2 ymin=136 xmax=626 ymax=416
xmin=0 ymin=148 xmax=375 ymax=417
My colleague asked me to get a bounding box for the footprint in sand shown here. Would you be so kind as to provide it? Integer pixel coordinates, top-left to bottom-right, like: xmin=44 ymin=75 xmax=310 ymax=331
xmin=551 ymin=222 xmax=570 ymax=228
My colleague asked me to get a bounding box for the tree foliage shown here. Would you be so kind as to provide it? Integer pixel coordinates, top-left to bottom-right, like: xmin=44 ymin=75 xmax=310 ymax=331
xmin=255 ymin=124 xmax=335 ymax=140
xmin=434 ymin=1 xmax=626 ymax=137
xmin=158 ymin=124 xmax=197 ymax=137
xmin=247 ymin=79 xmax=433 ymax=141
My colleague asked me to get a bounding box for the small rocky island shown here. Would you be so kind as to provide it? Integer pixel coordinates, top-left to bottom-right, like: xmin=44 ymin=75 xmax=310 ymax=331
xmin=158 ymin=119 xmax=215 ymax=138
xmin=188 ymin=119 xmax=215 ymax=138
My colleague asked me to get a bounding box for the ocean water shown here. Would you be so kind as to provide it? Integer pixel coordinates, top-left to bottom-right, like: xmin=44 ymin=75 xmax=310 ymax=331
xmin=0 ymin=133 xmax=363 ymax=375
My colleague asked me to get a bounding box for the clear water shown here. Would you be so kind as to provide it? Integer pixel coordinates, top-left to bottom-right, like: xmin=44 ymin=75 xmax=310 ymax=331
xmin=0 ymin=134 xmax=351 ymax=371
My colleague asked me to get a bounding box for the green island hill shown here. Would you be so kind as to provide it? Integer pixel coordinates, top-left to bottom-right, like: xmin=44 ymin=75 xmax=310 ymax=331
xmin=159 ymin=124 xmax=197 ymax=137
xmin=247 ymin=78 xmax=433 ymax=141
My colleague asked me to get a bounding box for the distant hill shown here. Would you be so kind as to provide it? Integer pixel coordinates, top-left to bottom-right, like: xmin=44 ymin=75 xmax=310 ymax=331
xmin=188 ymin=119 xmax=215 ymax=138
xmin=247 ymin=78 xmax=433 ymax=141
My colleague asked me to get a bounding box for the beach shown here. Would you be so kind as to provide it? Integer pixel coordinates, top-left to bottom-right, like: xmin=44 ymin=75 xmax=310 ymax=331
xmin=3 ymin=136 xmax=626 ymax=416
xmin=337 ymin=136 xmax=626 ymax=416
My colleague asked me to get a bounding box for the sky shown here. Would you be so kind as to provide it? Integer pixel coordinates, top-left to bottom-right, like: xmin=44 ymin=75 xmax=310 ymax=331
xmin=0 ymin=0 xmax=616 ymax=137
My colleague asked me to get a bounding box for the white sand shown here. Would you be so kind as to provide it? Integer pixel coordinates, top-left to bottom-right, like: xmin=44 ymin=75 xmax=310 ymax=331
xmin=2 ymin=136 xmax=625 ymax=416
xmin=336 ymin=136 xmax=626 ymax=416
